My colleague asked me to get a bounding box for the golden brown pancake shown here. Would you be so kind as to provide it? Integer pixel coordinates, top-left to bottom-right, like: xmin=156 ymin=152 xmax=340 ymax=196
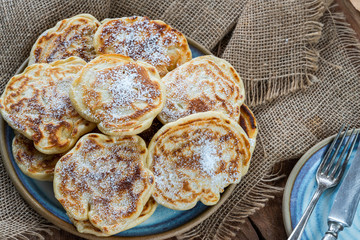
xmin=158 ymin=55 xmax=245 ymax=124
xmin=54 ymin=133 xmax=154 ymax=235
xmin=12 ymin=132 xmax=63 ymax=181
xmin=94 ymin=16 xmax=192 ymax=77
xmin=0 ymin=57 xmax=96 ymax=154
xmin=148 ymin=111 xmax=251 ymax=210
xmin=239 ymin=104 xmax=258 ymax=175
xmin=239 ymin=104 xmax=257 ymax=153
xmin=70 ymin=54 xmax=165 ymax=136
xmin=69 ymin=198 xmax=157 ymax=236
xmin=29 ymin=14 xmax=100 ymax=65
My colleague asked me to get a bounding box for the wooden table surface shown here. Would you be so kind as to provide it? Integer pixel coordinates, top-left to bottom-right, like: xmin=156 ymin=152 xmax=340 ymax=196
xmin=29 ymin=1 xmax=360 ymax=239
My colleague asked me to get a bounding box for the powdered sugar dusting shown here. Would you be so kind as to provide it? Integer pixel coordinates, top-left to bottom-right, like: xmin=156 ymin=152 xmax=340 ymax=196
xmin=197 ymin=139 xmax=221 ymax=175
xmin=2 ymin=61 xmax=92 ymax=154
xmin=151 ymin=123 xmax=247 ymax=209
xmin=13 ymin=133 xmax=61 ymax=176
xmin=56 ymin=135 xmax=152 ymax=225
xmin=35 ymin=17 xmax=99 ymax=63
xmin=45 ymin=78 xmax=73 ymax=119
xmin=100 ymin=17 xmax=179 ymax=67
xmin=95 ymin=64 xmax=160 ymax=120
xmin=159 ymin=59 xmax=243 ymax=123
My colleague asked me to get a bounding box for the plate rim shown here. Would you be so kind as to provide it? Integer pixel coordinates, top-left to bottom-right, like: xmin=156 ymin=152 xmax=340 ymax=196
xmin=282 ymin=129 xmax=360 ymax=236
xmin=0 ymin=37 xmax=237 ymax=240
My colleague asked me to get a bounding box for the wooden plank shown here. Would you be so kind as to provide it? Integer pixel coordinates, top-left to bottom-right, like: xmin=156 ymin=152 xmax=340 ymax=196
xmin=335 ymin=0 xmax=360 ymax=39
xmin=249 ymin=160 xmax=297 ymax=240
xmin=232 ymin=218 xmax=260 ymax=240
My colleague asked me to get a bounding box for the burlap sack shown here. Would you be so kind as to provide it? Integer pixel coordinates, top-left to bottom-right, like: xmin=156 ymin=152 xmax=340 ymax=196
xmin=1 ymin=0 xmax=359 ymax=239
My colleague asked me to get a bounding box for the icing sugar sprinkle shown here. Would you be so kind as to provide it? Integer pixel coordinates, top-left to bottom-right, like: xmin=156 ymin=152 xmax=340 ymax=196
xmin=96 ymin=64 xmax=160 ymax=118
xmin=58 ymin=138 xmax=147 ymax=221
xmin=197 ymin=139 xmax=221 ymax=175
xmin=102 ymin=18 xmax=179 ymax=66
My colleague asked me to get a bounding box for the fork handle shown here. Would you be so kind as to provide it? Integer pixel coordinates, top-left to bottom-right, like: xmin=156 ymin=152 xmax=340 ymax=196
xmin=288 ymin=186 xmax=326 ymax=240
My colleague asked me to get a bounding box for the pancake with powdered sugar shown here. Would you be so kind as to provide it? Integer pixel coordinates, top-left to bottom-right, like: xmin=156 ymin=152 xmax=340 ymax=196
xmin=148 ymin=111 xmax=251 ymax=210
xmin=29 ymin=14 xmax=100 ymax=65
xmin=12 ymin=132 xmax=63 ymax=181
xmin=54 ymin=133 xmax=155 ymax=236
xmin=70 ymin=54 xmax=165 ymax=136
xmin=69 ymin=197 xmax=157 ymax=236
xmin=0 ymin=57 xmax=96 ymax=154
xmin=94 ymin=16 xmax=192 ymax=77
xmin=158 ymin=55 xmax=245 ymax=124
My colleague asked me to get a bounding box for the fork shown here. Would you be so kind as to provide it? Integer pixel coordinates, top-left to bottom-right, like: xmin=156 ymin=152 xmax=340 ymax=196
xmin=288 ymin=124 xmax=359 ymax=240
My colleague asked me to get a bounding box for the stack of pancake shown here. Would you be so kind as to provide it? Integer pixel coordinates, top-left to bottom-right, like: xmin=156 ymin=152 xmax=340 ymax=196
xmin=0 ymin=14 xmax=257 ymax=236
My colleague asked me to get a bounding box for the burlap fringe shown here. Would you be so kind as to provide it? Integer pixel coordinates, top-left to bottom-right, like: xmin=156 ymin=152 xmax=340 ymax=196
xmin=3 ymin=224 xmax=58 ymax=240
xmin=177 ymin=171 xmax=284 ymax=240
xmin=328 ymin=11 xmax=360 ymax=69
xmin=246 ymin=0 xmax=324 ymax=106
xmin=214 ymin=173 xmax=284 ymax=240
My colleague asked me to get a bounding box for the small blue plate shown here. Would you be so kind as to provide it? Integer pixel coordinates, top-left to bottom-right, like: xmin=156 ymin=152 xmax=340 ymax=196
xmin=0 ymin=39 xmax=236 ymax=240
xmin=283 ymin=130 xmax=360 ymax=239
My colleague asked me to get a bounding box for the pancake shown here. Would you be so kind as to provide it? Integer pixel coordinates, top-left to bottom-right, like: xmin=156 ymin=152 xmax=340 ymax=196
xmin=53 ymin=133 xmax=155 ymax=235
xmin=148 ymin=111 xmax=251 ymax=210
xmin=158 ymin=55 xmax=245 ymax=124
xmin=69 ymin=198 xmax=157 ymax=236
xmin=94 ymin=16 xmax=192 ymax=77
xmin=239 ymin=104 xmax=258 ymax=154
xmin=0 ymin=57 xmax=96 ymax=154
xmin=239 ymin=104 xmax=258 ymax=175
xmin=70 ymin=54 xmax=165 ymax=136
xmin=29 ymin=14 xmax=100 ymax=65
xmin=12 ymin=132 xmax=62 ymax=181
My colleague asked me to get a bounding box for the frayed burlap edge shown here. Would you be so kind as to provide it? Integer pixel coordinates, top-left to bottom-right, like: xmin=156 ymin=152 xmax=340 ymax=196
xmin=177 ymin=170 xmax=284 ymax=240
xmin=2 ymin=223 xmax=58 ymax=240
xmin=214 ymin=174 xmax=284 ymax=240
xmin=325 ymin=10 xmax=360 ymax=70
xmin=246 ymin=0 xmax=325 ymax=106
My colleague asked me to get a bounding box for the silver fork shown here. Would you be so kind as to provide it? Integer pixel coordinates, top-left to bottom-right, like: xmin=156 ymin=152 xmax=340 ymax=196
xmin=288 ymin=124 xmax=359 ymax=240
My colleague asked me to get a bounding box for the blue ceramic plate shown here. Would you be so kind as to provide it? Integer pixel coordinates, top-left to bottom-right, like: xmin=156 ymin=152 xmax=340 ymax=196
xmin=0 ymin=39 xmax=236 ymax=240
xmin=283 ymin=130 xmax=360 ymax=240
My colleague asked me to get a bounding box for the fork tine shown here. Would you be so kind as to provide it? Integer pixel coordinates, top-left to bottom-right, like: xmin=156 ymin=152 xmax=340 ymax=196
xmin=329 ymin=128 xmax=357 ymax=178
xmin=317 ymin=124 xmax=346 ymax=174
xmin=333 ymin=131 xmax=359 ymax=180
xmin=322 ymin=125 xmax=350 ymax=175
